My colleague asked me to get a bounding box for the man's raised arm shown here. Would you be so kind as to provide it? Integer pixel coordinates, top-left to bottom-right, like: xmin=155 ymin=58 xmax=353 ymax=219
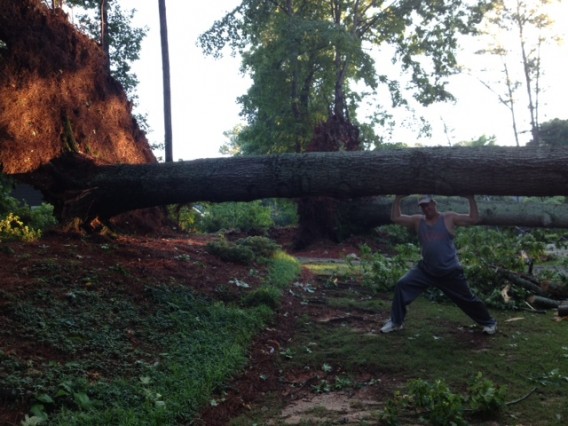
xmin=390 ymin=195 xmax=418 ymax=228
xmin=452 ymin=195 xmax=480 ymax=227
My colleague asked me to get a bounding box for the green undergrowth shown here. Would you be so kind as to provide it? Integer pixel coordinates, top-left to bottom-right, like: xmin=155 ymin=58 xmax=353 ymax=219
xmin=243 ymin=251 xmax=301 ymax=310
xmin=2 ymin=248 xmax=301 ymax=425
xmin=236 ymin=277 xmax=568 ymax=425
xmin=7 ymin=285 xmax=271 ymax=425
xmin=5 ymin=222 xmax=568 ymax=425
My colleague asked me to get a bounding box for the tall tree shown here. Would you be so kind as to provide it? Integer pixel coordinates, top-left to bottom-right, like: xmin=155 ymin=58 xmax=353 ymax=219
xmin=158 ymin=0 xmax=173 ymax=162
xmin=475 ymin=0 xmax=560 ymax=146
xmin=67 ymin=0 xmax=147 ymax=98
xmin=100 ymin=0 xmax=109 ymax=65
xmin=199 ymin=0 xmax=493 ymax=155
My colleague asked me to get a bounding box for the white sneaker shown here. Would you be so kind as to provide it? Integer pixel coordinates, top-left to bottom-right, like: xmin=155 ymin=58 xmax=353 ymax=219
xmin=482 ymin=322 xmax=497 ymax=335
xmin=380 ymin=320 xmax=403 ymax=334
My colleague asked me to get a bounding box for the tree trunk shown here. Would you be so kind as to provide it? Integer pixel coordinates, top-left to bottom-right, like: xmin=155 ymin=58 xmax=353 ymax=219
xmin=18 ymin=146 xmax=568 ymax=223
xmin=296 ymin=115 xmax=361 ymax=248
xmin=158 ymin=0 xmax=173 ymax=162
xmin=100 ymin=0 xmax=110 ymax=69
xmin=527 ymin=295 xmax=561 ymax=310
xmin=497 ymin=268 xmax=544 ymax=295
xmin=343 ymin=197 xmax=568 ymax=230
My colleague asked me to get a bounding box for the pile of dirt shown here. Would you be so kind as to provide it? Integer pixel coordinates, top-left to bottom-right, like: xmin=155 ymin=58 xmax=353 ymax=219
xmin=0 ymin=0 xmax=155 ymax=175
xmin=0 ymin=0 xmax=171 ymax=230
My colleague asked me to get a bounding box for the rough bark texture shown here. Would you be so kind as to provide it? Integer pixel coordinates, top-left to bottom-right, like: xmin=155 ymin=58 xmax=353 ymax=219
xmin=296 ymin=116 xmax=361 ymax=248
xmin=344 ymin=197 xmax=568 ymax=230
xmin=527 ymin=295 xmax=562 ymax=309
xmin=18 ymin=146 xmax=568 ymax=224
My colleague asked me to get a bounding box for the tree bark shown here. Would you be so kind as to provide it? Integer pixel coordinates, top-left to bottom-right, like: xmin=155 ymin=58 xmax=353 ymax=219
xmin=527 ymin=295 xmax=561 ymax=310
xmin=100 ymin=0 xmax=110 ymax=69
xmin=497 ymin=268 xmax=545 ymax=295
xmin=19 ymin=146 xmax=568 ymax=223
xmin=343 ymin=197 xmax=568 ymax=230
xmin=158 ymin=0 xmax=173 ymax=163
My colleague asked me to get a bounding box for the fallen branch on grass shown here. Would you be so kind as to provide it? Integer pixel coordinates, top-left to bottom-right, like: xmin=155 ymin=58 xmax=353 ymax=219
xmin=496 ymin=268 xmax=544 ymax=295
xmin=504 ymin=387 xmax=538 ymax=406
xmin=496 ymin=268 xmax=568 ymax=316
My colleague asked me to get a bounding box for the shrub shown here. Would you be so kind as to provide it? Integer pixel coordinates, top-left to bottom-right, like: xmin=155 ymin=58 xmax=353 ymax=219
xmin=198 ymin=201 xmax=273 ymax=233
xmin=236 ymin=236 xmax=281 ymax=259
xmin=206 ymin=238 xmax=255 ymax=264
xmin=0 ymin=212 xmax=42 ymax=242
xmin=376 ymin=224 xmax=415 ymax=245
xmin=466 ymin=372 xmax=507 ymax=415
xmin=175 ymin=200 xmax=298 ymax=234
xmin=350 ymin=243 xmax=419 ymax=293
xmin=456 ymin=227 xmax=546 ymax=309
xmin=206 ymin=236 xmax=281 ymax=265
xmin=171 ymin=204 xmax=203 ymax=232
xmin=380 ymin=374 xmax=506 ymax=425
xmin=0 ymin=174 xmax=57 ymax=241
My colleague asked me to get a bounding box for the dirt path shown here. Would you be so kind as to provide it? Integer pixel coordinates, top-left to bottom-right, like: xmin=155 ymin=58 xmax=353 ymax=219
xmin=198 ymin=250 xmax=396 ymax=425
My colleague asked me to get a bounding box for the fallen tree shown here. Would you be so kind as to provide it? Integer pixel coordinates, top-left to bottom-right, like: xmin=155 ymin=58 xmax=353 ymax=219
xmin=343 ymin=197 xmax=568 ymax=230
xmin=3 ymin=1 xmax=568 ymax=235
xmin=17 ymin=146 xmax=568 ymax=224
xmin=492 ymin=268 xmax=568 ymax=316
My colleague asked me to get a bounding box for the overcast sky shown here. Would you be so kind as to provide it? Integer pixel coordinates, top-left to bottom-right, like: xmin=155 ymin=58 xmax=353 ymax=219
xmin=122 ymin=1 xmax=568 ymax=160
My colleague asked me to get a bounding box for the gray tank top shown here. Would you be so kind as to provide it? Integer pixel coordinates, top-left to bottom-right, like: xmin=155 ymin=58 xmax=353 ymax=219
xmin=418 ymin=214 xmax=460 ymax=276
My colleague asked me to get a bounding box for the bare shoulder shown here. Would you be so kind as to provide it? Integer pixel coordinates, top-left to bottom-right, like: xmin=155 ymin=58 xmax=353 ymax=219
xmin=445 ymin=211 xmax=477 ymax=227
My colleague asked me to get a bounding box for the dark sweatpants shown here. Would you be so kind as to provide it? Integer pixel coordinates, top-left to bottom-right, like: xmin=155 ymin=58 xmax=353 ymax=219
xmin=390 ymin=263 xmax=496 ymax=327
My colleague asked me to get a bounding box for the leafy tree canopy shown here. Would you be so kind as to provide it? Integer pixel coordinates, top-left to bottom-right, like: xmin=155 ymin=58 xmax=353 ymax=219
xmin=67 ymin=0 xmax=147 ymax=99
xmin=539 ymin=118 xmax=568 ymax=147
xmin=199 ymin=0 xmax=493 ymax=155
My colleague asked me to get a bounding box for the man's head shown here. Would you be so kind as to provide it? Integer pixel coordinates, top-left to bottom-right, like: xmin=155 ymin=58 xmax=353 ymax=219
xmin=417 ymin=195 xmax=438 ymax=218
xmin=417 ymin=194 xmax=435 ymax=206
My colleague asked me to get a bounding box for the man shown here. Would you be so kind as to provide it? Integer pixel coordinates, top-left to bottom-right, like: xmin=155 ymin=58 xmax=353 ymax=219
xmin=380 ymin=194 xmax=497 ymax=335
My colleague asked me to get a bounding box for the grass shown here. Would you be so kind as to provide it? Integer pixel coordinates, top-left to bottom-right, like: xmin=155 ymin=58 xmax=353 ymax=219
xmin=2 ymin=241 xmax=306 ymax=425
xmin=302 ymin=262 xmax=352 ymax=276
xmin=5 ymin=238 xmax=568 ymax=425
xmin=235 ymin=287 xmax=568 ymax=425
xmin=268 ymin=251 xmax=302 ymax=288
xmin=4 ymin=282 xmax=275 ymax=425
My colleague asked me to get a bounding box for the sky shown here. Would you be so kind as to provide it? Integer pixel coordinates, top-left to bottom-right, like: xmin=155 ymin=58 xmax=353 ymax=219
xmin=121 ymin=0 xmax=568 ymax=160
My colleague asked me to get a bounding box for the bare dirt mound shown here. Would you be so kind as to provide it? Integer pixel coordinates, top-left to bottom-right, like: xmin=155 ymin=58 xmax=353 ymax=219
xmin=0 ymin=0 xmax=155 ymax=175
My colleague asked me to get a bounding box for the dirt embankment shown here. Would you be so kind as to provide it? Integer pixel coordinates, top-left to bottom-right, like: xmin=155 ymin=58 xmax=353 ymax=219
xmin=0 ymin=0 xmax=155 ymax=176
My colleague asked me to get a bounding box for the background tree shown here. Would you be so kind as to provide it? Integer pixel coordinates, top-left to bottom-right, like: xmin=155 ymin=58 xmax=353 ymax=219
xmin=158 ymin=0 xmax=173 ymax=162
xmin=199 ymin=0 xmax=493 ymax=246
xmin=100 ymin=0 xmax=109 ymax=62
xmin=539 ymin=118 xmax=568 ymax=147
xmin=474 ymin=0 xmax=561 ymax=146
xmin=67 ymin=0 xmax=146 ymax=99
xmin=199 ymin=0 xmax=493 ymax=155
